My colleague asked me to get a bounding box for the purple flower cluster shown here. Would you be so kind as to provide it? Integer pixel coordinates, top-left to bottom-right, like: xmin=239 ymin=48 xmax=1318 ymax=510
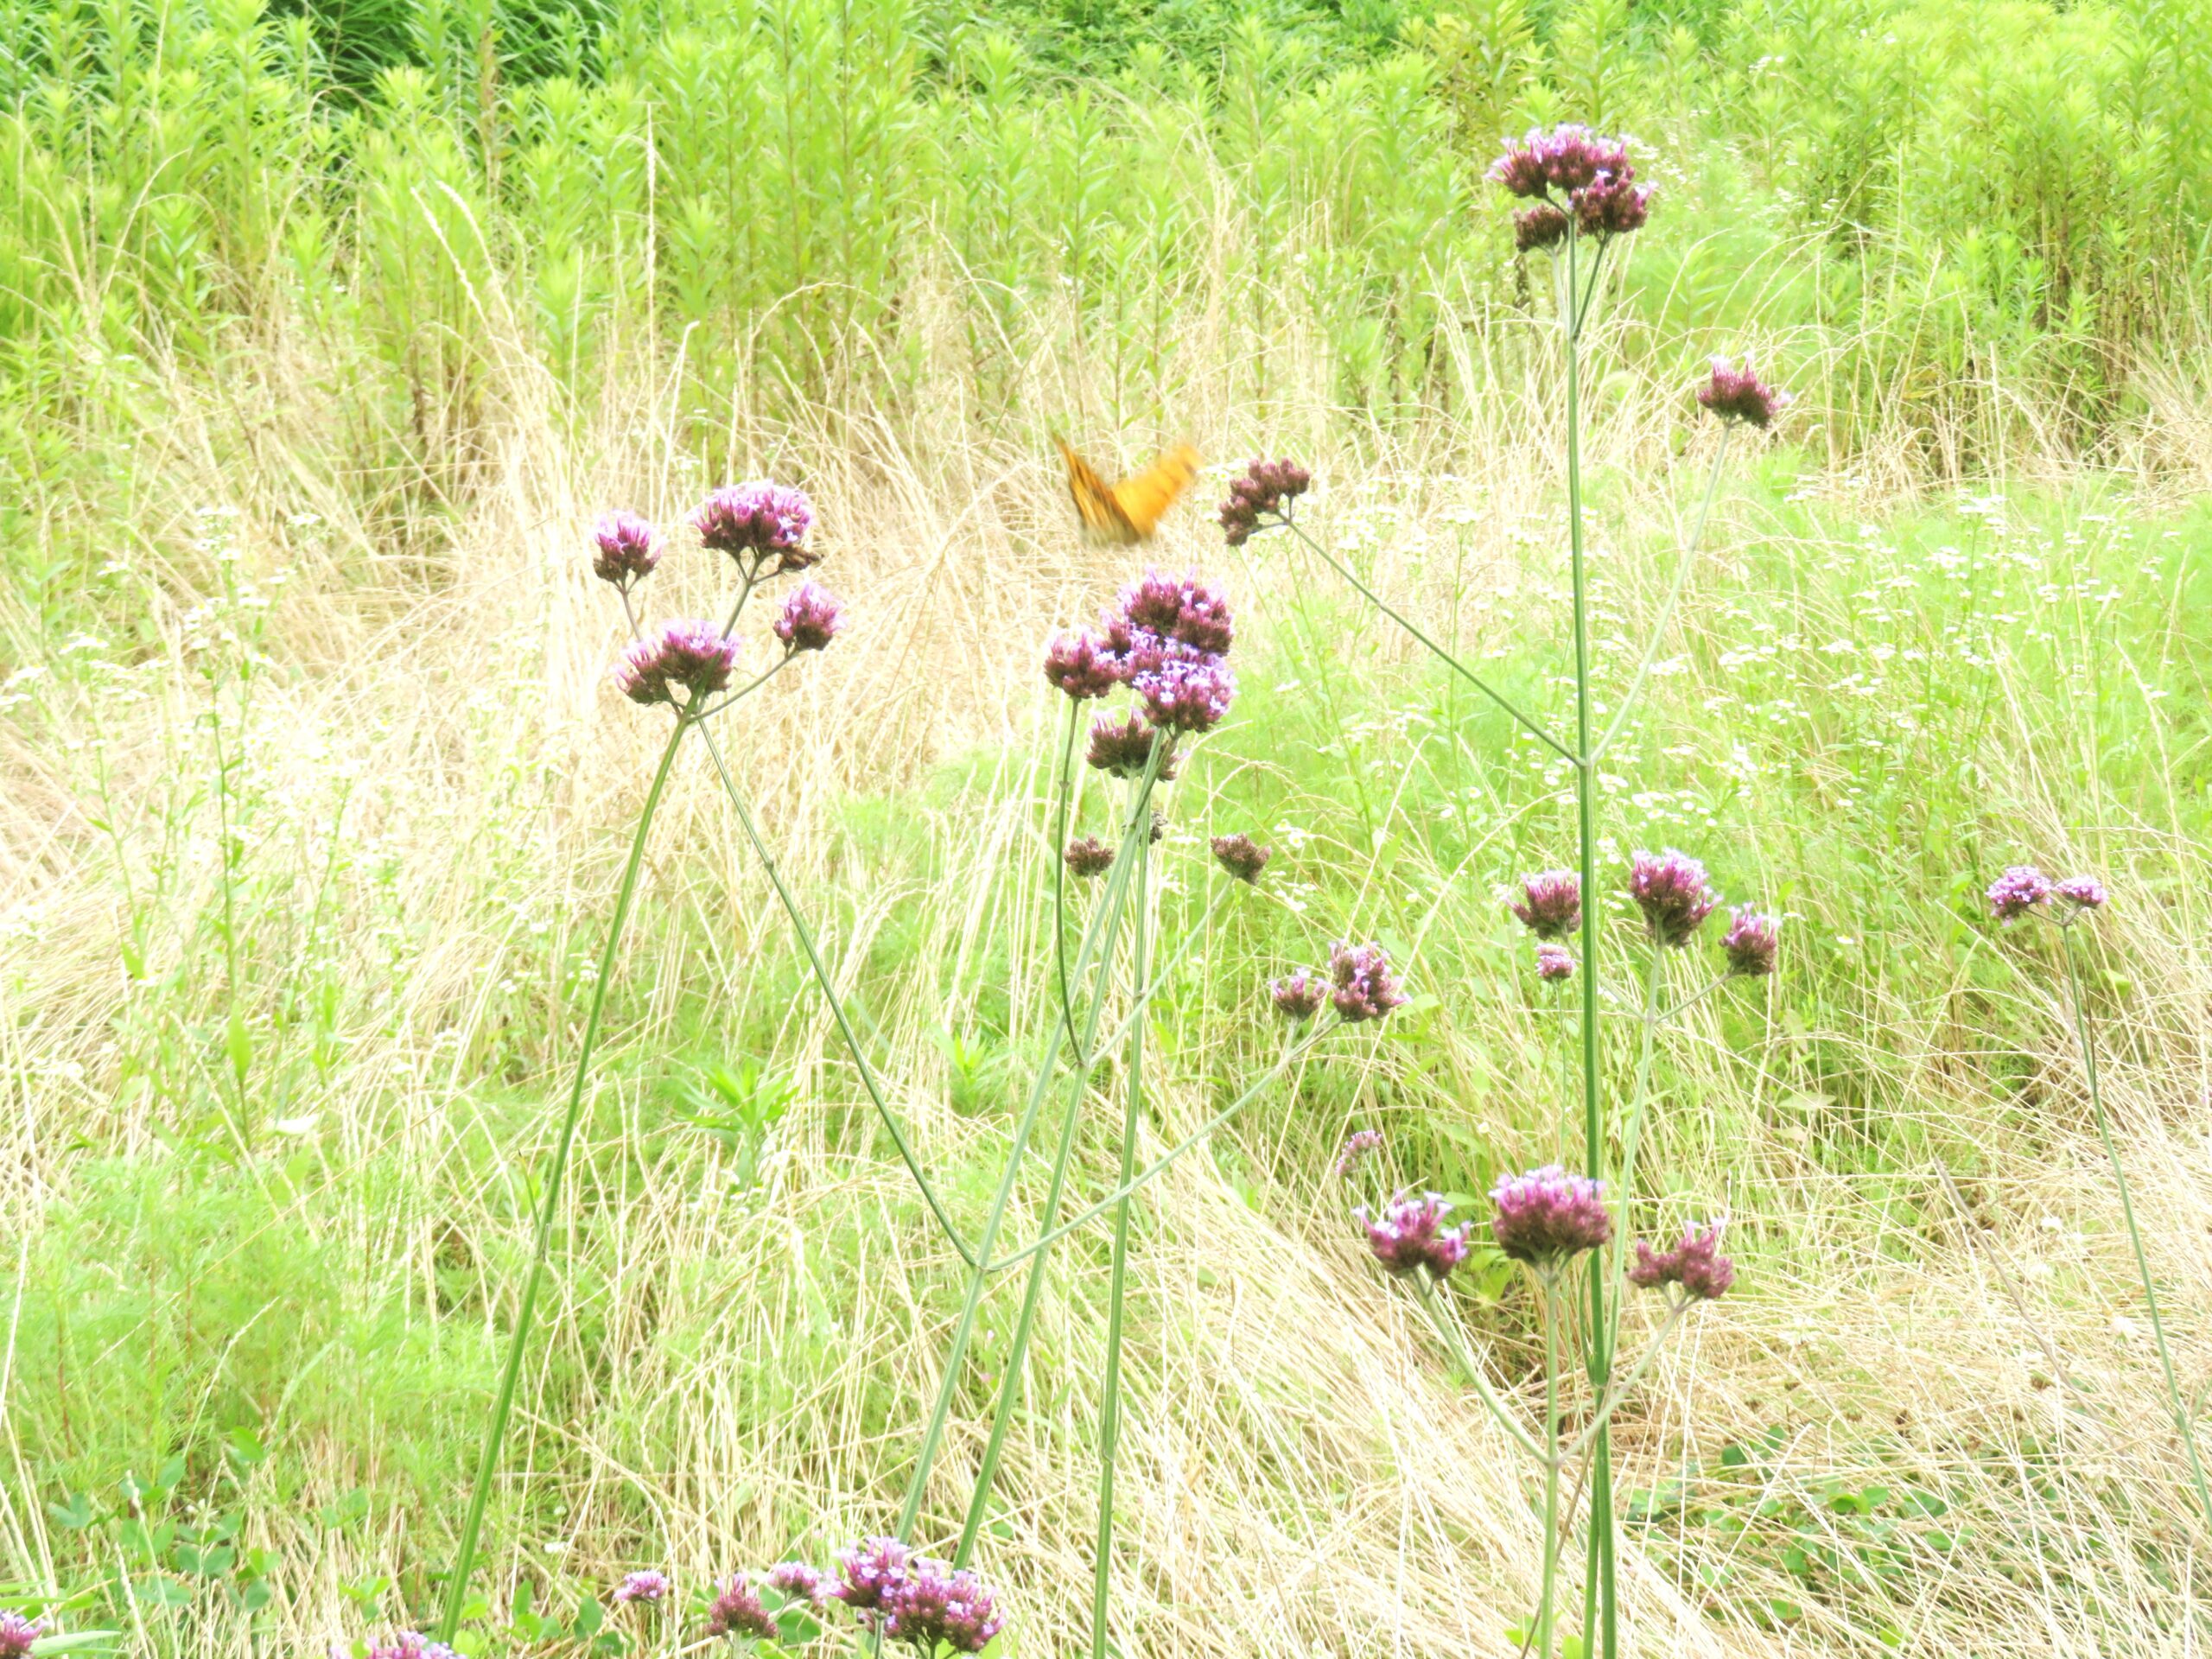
xmin=832 ymin=1537 xmax=912 ymax=1615
xmin=694 ymin=481 xmax=817 ymax=570
xmin=1047 ymin=570 xmax=1237 ymax=736
xmin=355 ymin=1637 xmax=458 ymax=1659
xmin=1217 ymin=458 xmax=1313 ymax=546
xmin=705 ymin=1574 xmax=778 ymax=1640
xmin=1986 ymin=865 xmax=2109 ymax=925
xmin=1044 ymin=631 xmax=1121 ymax=701
xmin=880 ymin=1558 xmax=1004 ymax=1655
xmin=613 ymin=620 xmax=740 ymax=706
xmin=1628 ymin=849 xmax=1719 ymax=948
xmin=1357 ymin=1191 xmax=1471 ymax=1277
xmin=614 ymin=1570 xmax=671 ymax=1605
xmin=1086 ymin=709 xmax=1177 ymax=779
xmin=1329 ymin=940 xmax=1409 ymax=1022
xmin=1270 ymin=969 xmax=1328 ymax=1020
xmin=0 ymin=1616 xmax=47 ymax=1659
xmin=1490 ymin=124 xmax=1631 ymax=198
xmin=1211 ymin=832 xmax=1271 ymax=882
xmin=1510 ymin=868 xmax=1582 ymax=940
xmin=1536 ymin=943 xmax=1577 ymax=982
xmin=769 ymin=1562 xmax=832 ymax=1609
xmin=773 ymin=582 xmax=845 ymax=652
xmin=1986 ymin=865 xmax=2050 ymax=920
xmin=592 ymin=511 xmax=662 ymax=588
xmin=1721 ymin=906 xmax=1779 ymax=977
xmin=1064 ymin=836 xmax=1114 ymax=879
xmin=2056 ymin=875 xmax=2108 ymax=912
xmin=1336 ymin=1128 xmax=1383 ymax=1176
xmin=817 ymin=1540 xmax=1001 ymax=1655
xmin=1515 ymin=203 xmax=1570 ymax=253
xmin=1697 ymin=359 xmax=1792 ymax=429
xmin=1490 ymin=1165 xmax=1611 ymax=1264
xmin=1489 ymin=125 xmax=1651 ymax=246
xmin=1627 ymin=1223 xmax=1736 ymax=1300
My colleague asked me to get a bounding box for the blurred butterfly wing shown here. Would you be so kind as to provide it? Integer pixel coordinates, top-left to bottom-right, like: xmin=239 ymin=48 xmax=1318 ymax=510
xmin=1109 ymin=444 xmax=1198 ymax=539
xmin=1058 ymin=438 xmax=1141 ymax=544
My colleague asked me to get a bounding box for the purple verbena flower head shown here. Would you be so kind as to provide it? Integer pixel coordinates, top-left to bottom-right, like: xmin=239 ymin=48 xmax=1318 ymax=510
xmin=694 ymin=481 xmax=817 ymax=571
xmin=1490 ymin=1165 xmax=1611 ymax=1264
xmin=1536 ymin=943 xmax=1577 ymax=982
xmin=1721 ymin=906 xmax=1779 ymax=977
xmin=1043 ymin=630 xmax=1122 ymax=701
xmin=1217 ymin=458 xmax=1313 ymax=546
xmin=773 ymin=582 xmax=845 ymax=652
xmin=1514 ymin=202 xmax=1571 ymax=253
xmin=767 ymin=1562 xmax=831 ymax=1610
xmin=1329 ymin=940 xmax=1408 ymax=1022
xmin=592 ymin=511 xmax=662 ymax=588
xmin=1064 ymin=836 xmax=1114 ymax=879
xmin=1335 ymin=1128 xmax=1383 ymax=1177
xmin=1489 ymin=124 xmax=1633 ymax=200
xmin=364 ymin=1634 xmax=459 ymax=1659
xmin=833 ymin=1537 xmax=912 ymax=1616
xmin=2055 ymin=874 xmax=2109 ymax=918
xmin=1574 ymin=171 xmax=1651 ymax=240
xmin=1086 ymin=709 xmax=1178 ymax=780
xmin=613 ymin=620 xmax=739 ymax=706
xmin=0 ymin=1616 xmax=48 ymax=1659
xmin=1211 ymin=833 xmax=1271 ymax=882
xmin=705 ymin=1574 xmax=779 ymax=1640
xmin=1986 ymin=865 xmax=2053 ymax=923
xmin=1510 ymin=868 xmax=1582 ymax=940
xmin=1628 ymin=849 xmax=1719 ymax=947
xmin=1697 ymin=358 xmax=1793 ymax=430
xmin=1627 ymin=1222 xmax=1736 ymax=1300
xmin=1357 ymin=1190 xmax=1471 ymax=1277
xmin=881 ymin=1558 xmax=1003 ymax=1655
xmin=1270 ymin=969 xmax=1327 ymax=1020
xmin=1117 ymin=570 xmax=1236 ymax=658
xmin=614 ymin=1570 xmax=671 ymax=1606
xmin=1133 ymin=655 xmax=1236 ymax=733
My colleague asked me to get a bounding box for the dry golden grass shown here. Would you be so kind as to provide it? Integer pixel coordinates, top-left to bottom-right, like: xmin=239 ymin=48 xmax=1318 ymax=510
xmin=5 ymin=257 xmax=2212 ymax=1659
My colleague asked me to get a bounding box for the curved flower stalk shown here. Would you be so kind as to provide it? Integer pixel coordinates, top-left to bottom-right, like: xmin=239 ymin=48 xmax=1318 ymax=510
xmin=1984 ymin=869 xmax=2212 ymax=1533
xmin=439 ymin=487 xmax=960 ymax=1643
xmin=1222 ymin=127 xmax=1792 ymax=1659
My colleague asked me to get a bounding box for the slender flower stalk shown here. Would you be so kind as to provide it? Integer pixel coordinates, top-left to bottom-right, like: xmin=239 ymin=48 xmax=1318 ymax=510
xmin=439 ymin=706 xmax=692 ymax=1640
xmin=900 ymin=743 xmax=1162 ymax=1542
xmin=1090 ymin=830 xmax=1149 ymax=1659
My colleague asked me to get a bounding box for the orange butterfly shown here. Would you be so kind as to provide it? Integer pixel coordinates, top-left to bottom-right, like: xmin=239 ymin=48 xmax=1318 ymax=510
xmin=1055 ymin=436 xmax=1199 ymax=543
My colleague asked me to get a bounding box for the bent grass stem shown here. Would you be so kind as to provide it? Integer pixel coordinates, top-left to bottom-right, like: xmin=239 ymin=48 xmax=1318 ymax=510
xmin=2059 ymin=925 xmax=2212 ymax=1533
xmin=693 ymin=722 xmax=978 ymax=1268
xmin=1284 ymin=521 xmax=1573 ymax=764
xmin=984 ymin=1016 xmax=1342 ymax=1274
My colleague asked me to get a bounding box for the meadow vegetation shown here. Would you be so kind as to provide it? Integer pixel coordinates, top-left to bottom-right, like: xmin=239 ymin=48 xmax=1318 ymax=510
xmin=5 ymin=0 xmax=2212 ymax=1652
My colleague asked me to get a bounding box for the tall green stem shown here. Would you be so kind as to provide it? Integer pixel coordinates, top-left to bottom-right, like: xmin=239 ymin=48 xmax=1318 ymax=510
xmin=438 ymin=711 xmax=691 ymax=1641
xmin=2059 ymin=925 xmax=2212 ymax=1531
xmin=899 ymin=752 xmax=1158 ymax=1540
xmin=954 ymin=759 xmax=1162 ymax=1564
xmin=1563 ymin=223 xmax=1619 ymax=1659
xmin=1089 ymin=834 xmax=1148 ymax=1659
xmin=1535 ymin=1272 xmax=1563 ymax=1659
